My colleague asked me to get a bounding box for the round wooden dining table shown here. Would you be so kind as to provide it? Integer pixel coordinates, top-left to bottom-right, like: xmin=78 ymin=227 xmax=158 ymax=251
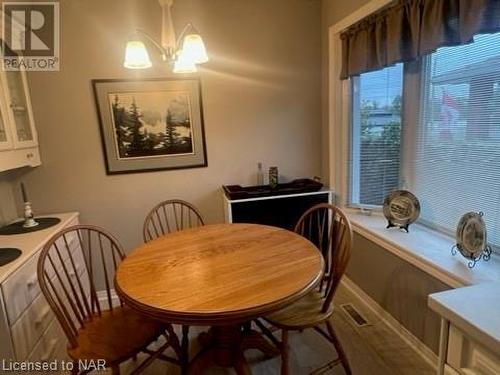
xmin=115 ymin=223 xmax=323 ymax=374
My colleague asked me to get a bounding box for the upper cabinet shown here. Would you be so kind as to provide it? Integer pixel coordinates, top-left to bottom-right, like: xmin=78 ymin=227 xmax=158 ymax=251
xmin=0 ymin=57 xmax=40 ymax=172
xmin=0 ymin=15 xmax=40 ymax=172
xmin=3 ymin=68 xmax=38 ymax=149
xmin=0 ymin=97 xmax=14 ymax=151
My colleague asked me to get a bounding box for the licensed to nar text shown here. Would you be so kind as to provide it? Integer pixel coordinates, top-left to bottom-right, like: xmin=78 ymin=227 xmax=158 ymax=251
xmin=1 ymin=359 xmax=106 ymax=372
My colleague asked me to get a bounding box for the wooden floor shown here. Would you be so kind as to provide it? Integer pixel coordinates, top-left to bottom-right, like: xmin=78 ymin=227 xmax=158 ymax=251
xmin=120 ymin=283 xmax=435 ymax=374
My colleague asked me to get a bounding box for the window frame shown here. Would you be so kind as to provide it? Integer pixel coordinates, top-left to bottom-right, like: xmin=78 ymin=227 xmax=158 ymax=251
xmin=346 ymin=59 xmax=433 ymax=210
xmin=327 ymin=1 xmax=396 ymax=211
xmin=348 ymin=64 xmax=406 ymax=208
xmin=343 ymin=52 xmax=500 ymax=242
xmin=328 ymin=0 xmax=500 ymax=278
xmin=329 ymin=21 xmax=454 ymax=235
xmin=343 ymin=55 xmax=463 ymax=236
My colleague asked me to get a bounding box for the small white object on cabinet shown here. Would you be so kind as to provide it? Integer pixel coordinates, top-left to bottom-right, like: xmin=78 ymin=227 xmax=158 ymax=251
xmin=0 ymin=212 xmax=80 ymax=363
xmin=0 ymin=11 xmax=41 ymax=172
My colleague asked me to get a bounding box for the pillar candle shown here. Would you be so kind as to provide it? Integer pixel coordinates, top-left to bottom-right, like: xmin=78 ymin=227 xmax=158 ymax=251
xmin=21 ymin=182 xmax=28 ymax=203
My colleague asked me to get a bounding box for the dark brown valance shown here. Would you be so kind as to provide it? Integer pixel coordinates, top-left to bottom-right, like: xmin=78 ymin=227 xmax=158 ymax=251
xmin=340 ymin=0 xmax=500 ymax=79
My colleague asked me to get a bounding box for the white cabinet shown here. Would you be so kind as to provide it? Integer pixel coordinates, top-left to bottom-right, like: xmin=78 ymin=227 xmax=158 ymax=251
xmin=0 ymin=94 xmax=14 ymax=150
xmin=2 ymin=67 xmax=38 ymax=149
xmin=429 ymin=283 xmax=500 ymax=375
xmin=0 ymin=13 xmax=40 ymax=172
xmin=447 ymin=324 xmax=500 ymax=375
xmin=0 ymin=213 xmax=80 ymax=364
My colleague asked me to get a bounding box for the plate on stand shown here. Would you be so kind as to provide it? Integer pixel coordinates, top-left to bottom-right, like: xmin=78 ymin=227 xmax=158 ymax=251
xmin=383 ymin=190 xmax=420 ymax=232
xmin=455 ymin=212 xmax=487 ymax=259
xmin=452 ymin=211 xmax=492 ymax=268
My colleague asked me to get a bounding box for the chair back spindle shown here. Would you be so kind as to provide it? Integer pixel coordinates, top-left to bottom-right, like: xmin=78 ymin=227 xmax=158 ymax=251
xmin=37 ymin=225 xmax=126 ymax=348
xmin=143 ymin=199 xmax=205 ymax=242
xmin=294 ymin=204 xmax=352 ymax=313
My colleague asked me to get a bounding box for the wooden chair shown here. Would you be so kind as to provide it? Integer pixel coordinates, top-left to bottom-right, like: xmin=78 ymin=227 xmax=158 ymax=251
xmin=37 ymin=225 xmax=182 ymax=375
xmin=143 ymin=199 xmax=205 ymax=242
xmin=258 ymin=204 xmax=353 ymax=375
xmin=143 ymin=199 xmax=205 ymax=371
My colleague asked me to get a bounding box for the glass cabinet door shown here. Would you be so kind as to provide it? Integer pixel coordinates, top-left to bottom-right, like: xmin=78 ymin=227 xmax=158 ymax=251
xmin=0 ymin=102 xmax=13 ymax=150
xmin=4 ymin=69 xmax=37 ymax=148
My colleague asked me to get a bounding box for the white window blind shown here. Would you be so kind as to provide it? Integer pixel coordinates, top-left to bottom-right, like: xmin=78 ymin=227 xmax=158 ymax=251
xmin=349 ymin=32 xmax=500 ymax=246
xmin=350 ymin=64 xmax=403 ymax=206
xmin=414 ymin=33 xmax=500 ymax=245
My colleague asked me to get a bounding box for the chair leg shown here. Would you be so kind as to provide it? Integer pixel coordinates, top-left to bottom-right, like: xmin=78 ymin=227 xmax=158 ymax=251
xmin=165 ymin=324 xmax=182 ymax=361
xmin=242 ymin=321 xmax=251 ymax=332
xmin=234 ymin=350 xmax=251 ymax=375
xmin=111 ymin=365 xmax=121 ymax=375
xmin=326 ymin=320 xmax=351 ymax=375
xmin=280 ymin=329 xmax=289 ymax=375
xmin=181 ymin=325 xmax=190 ymax=373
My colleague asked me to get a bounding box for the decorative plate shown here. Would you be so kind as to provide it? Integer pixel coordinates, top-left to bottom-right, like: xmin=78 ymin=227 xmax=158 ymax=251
xmin=455 ymin=212 xmax=487 ymax=259
xmin=383 ymin=190 xmax=420 ymax=232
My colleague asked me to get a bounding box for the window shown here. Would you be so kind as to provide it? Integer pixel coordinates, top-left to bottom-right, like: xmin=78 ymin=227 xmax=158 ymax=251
xmin=349 ymin=32 xmax=500 ymax=245
xmin=350 ymin=64 xmax=403 ymax=206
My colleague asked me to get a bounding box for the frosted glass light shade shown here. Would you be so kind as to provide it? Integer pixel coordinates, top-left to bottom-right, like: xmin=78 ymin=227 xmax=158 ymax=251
xmin=173 ymin=50 xmax=197 ymax=73
xmin=124 ymin=40 xmax=152 ymax=69
xmin=181 ymin=33 xmax=209 ymax=64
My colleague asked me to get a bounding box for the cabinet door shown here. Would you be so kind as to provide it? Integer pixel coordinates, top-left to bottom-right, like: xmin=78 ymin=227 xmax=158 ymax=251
xmin=0 ymin=97 xmax=13 ymax=150
xmin=447 ymin=324 xmax=500 ymax=375
xmin=1 ymin=68 xmax=37 ymax=149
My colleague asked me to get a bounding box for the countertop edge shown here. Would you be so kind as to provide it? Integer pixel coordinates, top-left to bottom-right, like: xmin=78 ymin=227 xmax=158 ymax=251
xmin=0 ymin=212 xmax=79 ymax=283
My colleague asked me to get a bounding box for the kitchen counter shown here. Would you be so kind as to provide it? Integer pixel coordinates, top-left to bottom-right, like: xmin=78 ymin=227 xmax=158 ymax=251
xmin=429 ymin=282 xmax=500 ymax=357
xmin=429 ymin=282 xmax=500 ymax=374
xmin=0 ymin=212 xmax=79 ymax=283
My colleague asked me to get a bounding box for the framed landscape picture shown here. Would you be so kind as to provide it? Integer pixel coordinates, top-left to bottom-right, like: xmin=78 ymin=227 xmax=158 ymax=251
xmin=92 ymin=78 xmax=207 ymax=174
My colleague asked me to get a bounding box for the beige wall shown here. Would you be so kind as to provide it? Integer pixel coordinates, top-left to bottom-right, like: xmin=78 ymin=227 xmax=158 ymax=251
xmin=0 ymin=171 xmax=19 ymax=226
xmin=10 ymin=0 xmax=322 ymax=251
xmin=320 ymin=0 xmax=370 ymax=181
xmin=349 ymin=234 xmax=450 ymax=354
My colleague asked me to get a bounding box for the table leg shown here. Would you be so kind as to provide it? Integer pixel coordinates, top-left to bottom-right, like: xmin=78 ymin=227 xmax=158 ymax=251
xmin=241 ymin=329 xmax=280 ymax=358
xmin=437 ymin=318 xmax=449 ymax=375
xmin=213 ymin=325 xmax=241 ymax=367
xmin=188 ymin=323 xmax=279 ymax=374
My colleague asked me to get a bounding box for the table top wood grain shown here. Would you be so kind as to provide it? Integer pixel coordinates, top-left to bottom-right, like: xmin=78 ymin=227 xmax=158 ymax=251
xmin=115 ymin=223 xmax=323 ymax=325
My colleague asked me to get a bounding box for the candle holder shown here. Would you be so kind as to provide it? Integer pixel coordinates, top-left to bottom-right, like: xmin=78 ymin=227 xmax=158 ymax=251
xmin=22 ymin=201 xmax=39 ymax=228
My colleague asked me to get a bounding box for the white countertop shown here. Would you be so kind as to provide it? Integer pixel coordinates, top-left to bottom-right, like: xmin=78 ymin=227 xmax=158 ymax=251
xmin=429 ymin=283 xmax=500 ymax=357
xmin=0 ymin=212 xmax=79 ymax=283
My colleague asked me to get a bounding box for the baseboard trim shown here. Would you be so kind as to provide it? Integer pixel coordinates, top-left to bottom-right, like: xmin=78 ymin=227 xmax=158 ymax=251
xmin=340 ymin=276 xmax=438 ymax=371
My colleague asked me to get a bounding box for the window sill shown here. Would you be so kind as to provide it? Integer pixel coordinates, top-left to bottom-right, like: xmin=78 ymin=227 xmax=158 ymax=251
xmin=345 ymin=210 xmax=500 ymax=288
